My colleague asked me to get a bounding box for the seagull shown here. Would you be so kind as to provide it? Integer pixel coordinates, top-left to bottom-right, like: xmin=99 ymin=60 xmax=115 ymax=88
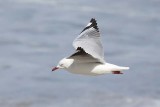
xmin=52 ymin=18 xmax=129 ymax=76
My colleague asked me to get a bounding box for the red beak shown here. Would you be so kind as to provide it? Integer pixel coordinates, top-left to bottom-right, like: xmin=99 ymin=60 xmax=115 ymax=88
xmin=52 ymin=67 xmax=59 ymax=71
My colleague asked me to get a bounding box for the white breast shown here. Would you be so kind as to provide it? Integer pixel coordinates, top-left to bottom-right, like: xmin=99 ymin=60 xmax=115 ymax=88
xmin=65 ymin=62 xmax=111 ymax=76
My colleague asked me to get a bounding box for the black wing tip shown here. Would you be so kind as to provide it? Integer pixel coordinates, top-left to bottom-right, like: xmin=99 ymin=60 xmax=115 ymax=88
xmin=90 ymin=18 xmax=99 ymax=32
xmin=81 ymin=18 xmax=99 ymax=33
xmin=90 ymin=18 xmax=96 ymax=23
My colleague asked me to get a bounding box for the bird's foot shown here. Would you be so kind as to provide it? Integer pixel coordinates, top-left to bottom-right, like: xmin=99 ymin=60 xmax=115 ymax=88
xmin=112 ymin=71 xmax=123 ymax=74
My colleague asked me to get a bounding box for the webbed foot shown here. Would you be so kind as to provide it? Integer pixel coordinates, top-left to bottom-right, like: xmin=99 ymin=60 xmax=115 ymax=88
xmin=112 ymin=71 xmax=123 ymax=74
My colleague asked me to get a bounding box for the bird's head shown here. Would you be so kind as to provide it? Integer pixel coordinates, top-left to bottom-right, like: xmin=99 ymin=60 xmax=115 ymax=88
xmin=52 ymin=58 xmax=74 ymax=71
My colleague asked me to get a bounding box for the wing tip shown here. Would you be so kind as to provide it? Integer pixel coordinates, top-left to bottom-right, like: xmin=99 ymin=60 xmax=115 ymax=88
xmin=90 ymin=18 xmax=96 ymax=23
xmin=81 ymin=18 xmax=99 ymax=33
xmin=90 ymin=18 xmax=99 ymax=32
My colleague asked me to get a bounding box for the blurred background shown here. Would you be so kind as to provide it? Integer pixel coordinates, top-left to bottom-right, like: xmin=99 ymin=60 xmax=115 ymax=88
xmin=0 ymin=0 xmax=160 ymax=107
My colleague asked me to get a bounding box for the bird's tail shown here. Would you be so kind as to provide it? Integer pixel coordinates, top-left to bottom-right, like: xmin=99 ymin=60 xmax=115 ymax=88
xmin=120 ymin=66 xmax=130 ymax=70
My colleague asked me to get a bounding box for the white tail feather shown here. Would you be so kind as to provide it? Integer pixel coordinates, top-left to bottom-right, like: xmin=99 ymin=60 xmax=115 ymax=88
xmin=120 ymin=67 xmax=130 ymax=70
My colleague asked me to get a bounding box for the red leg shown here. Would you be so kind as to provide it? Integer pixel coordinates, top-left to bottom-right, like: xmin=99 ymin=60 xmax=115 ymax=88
xmin=112 ymin=71 xmax=123 ymax=74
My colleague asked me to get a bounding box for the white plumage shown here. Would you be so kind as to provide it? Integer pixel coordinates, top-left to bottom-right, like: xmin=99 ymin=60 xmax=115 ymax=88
xmin=52 ymin=18 xmax=129 ymax=76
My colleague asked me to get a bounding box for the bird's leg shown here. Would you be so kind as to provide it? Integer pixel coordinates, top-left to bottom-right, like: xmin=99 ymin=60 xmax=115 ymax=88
xmin=112 ymin=71 xmax=123 ymax=74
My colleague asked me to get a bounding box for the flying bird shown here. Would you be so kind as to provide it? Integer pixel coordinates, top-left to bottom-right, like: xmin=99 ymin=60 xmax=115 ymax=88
xmin=52 ymin=18 xmax=129 ymax=76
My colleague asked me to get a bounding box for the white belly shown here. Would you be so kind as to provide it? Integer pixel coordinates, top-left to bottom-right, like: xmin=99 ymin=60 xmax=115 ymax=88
xmin=65 ymin=62 xmax=113 ymax=76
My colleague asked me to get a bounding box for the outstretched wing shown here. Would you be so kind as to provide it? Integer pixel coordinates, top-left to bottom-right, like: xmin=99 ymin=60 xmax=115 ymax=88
xmin=73 ymin=18 xmax=105 ymax=63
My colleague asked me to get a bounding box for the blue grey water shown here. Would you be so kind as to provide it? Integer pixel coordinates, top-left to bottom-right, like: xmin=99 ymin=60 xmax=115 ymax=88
xmin=0 ymin=0 xmax=160 ymax=107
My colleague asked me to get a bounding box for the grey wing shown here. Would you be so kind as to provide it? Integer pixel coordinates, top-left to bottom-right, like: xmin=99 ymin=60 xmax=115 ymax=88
xmin=73 ymin=18 xmax=105 ymax=63
xmin=68 ymin=47 xmax=102 ymax=63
